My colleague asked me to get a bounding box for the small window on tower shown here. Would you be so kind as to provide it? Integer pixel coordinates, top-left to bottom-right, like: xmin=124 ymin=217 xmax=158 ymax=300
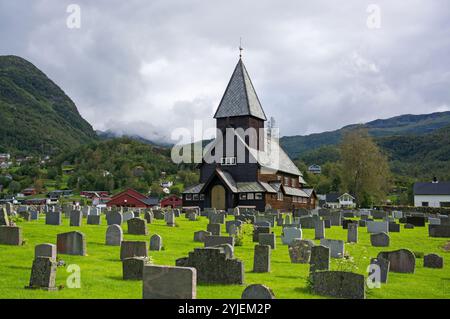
xmin=239 ymin=193 xmax=247 ymax=200
xmin=186 ymin=194 xmax=192 ymax=201
xmin=247 ymin=193 xmax=254 ymax=200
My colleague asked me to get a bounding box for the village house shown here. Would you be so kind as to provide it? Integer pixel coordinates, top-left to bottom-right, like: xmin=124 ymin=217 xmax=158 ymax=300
xmin=182 ymin=57 xmax=317 ymax=211
xmin=22 ymin=187 xmax=37 ymax=196
xmin=107 ymin=188 xmax=159 ymax=208
xmin=324 ymin=192 xmax=356 ymax=209
xmin=413 ymin=178 xmax=450 ymax=208
xmin=308 ymin=164 xmax=322 ymax=174
xmin=160 ymin=194 xmax=182 ymax=208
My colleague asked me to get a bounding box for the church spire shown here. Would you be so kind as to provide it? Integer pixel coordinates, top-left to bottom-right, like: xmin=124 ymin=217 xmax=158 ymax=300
xmin=213 ymin=57 xmax=267 ymax=121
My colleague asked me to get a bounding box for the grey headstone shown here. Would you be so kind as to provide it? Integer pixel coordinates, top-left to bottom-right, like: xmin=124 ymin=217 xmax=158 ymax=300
xmin=0 ymin=226 xmax=23 ymax=245
xmin=127 ymin=218 xmax=148 ymax=235
xmin=311 ymin=271 xmax=365 ymax=299
xmin=35 ymin=243 xmax=56 ymax=260
xmin=423 ymin=253 xmax=443 ymax=268
xmin=241 ymin=284 xmax=275 ymax=299
xmin=106 ymin=224 xmax=123 ymax=246
xmin=347 ymin=223 xmax=358 ymax=243
xmin=150 ymin=234 xmax=162 ymax=251
xmin=377 ymin=249 xmax=415 ymax=273
xmin=289 ymin=239 xmax=315 ymax=263
xmin=194 ymin=230 xmax=212 ymax=242
xmin=369 ymin=257 xmax=390 ymax=283
xmin=143 ymin=265 xmax=196 ymax=299
xmin=26 ymin=257 xmax=57 ymax=290
xmin=253 ymin=244 xmax=270 ymax=273
xmin=204 ymin=235 xmax=234 ymax=247
xmin=320 ymin=239 xmax=345 ymax=258
xmin=314 ymin=220 xmax=325 ymax=239
xmin=258 ymin=233 xmax=276 ymax=249
xmin=281 ymin=227 xmax=302 ymax=245
xmin=309 ymin=245 xmax=330 ymax=273
xmin=107 ymin=211 xmax=123 ymax=225
xmin=87 ymin=215 xmax=101 ymax=225
xmin=371 ymin=232 xmax=390 ymax=247
xmin=122 ymin=257 xmax=149 ymax=280
xmin=120 ymin=241 xmax=148 ymax=260
xmin=367 ymin=221 xmax=389 ymax=234
xmin=207 ymin=223 xmax=221 ymax=236
xmin=57 ymin=231 xmax=86 ymax=256
xmin=45 ymin=211 xmax=62 ymax=225
xmin=428 ymin=224 xmax=450 ymax=238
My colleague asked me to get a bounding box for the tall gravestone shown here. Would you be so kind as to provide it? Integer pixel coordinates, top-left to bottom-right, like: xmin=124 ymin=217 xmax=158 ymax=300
xmin=46 ymin=211 xmax=62 ymax=225
xmin=253 ymin=244 xmax=270 ymax=273
xmin=314 ymin=220 xmax=325 ymax=240
xmin=70 ymin=210 xmax=82 ymax=227
xmin=106 ymin=224 xmax=123 ymax=246
xmin=309 ymin=245 xmax=330 ymax=273
xmin=107 ymin=211 xmax=123 ymax=226
xmin=150 ymin=234 xmax=162 ymax=251
xmin=25 ymin=257 xmax=57 ymax=290
xmin=377 ymin=249 xmax=415 ymax=273
xmin=120 ymin=241 xmax=148 ymax=260
xmin=289 ymin=239 xmax=315 ymax=264
xmin=127 ymin=218 xmax=148 ymax=235
xmin=56 ymin=231 xmax=86 ymax=256
xmin=347 ymin=223 xmax=358 ymax=243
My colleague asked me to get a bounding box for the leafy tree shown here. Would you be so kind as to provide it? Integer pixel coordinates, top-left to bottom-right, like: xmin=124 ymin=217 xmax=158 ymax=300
xmin=9 ymin=180 xmax=21 ymax=194
xmin=340 ymin=129 xmax=391 ymax=207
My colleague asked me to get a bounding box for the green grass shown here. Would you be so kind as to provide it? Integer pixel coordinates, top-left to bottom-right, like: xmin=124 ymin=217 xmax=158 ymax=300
xmin=0 ymin=215 xmax=449 ymax=299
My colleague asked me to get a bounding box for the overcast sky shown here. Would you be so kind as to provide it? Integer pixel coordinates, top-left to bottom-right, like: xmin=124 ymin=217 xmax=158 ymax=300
xmin=1 ymin=0 xmax=449 ymax=143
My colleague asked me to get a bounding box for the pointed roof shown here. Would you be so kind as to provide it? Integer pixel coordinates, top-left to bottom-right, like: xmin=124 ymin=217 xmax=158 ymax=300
xmin=214 ymin=59 xmax=267 ymax=121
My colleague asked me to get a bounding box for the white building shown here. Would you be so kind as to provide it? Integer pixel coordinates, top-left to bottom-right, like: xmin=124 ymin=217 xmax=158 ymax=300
xmin=308 ymin=164 xmax=322 ymax=174
xmin=413 ymin=180 xmax=450 ymax=208
xmin=325 ymin=192 xmax=356 ymax=209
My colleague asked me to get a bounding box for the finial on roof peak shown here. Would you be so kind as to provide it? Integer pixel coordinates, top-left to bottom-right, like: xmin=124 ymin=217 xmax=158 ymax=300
xmin=239 ymin=37 xmax=243 ymax=59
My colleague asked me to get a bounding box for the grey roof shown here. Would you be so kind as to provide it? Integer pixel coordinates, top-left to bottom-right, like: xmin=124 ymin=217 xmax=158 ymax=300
xmin=283 ymin=186 xmax=309 ymax=197
xmin=216 ymin=169 xmax=238 ymax=193
xmin=259 ymin=181 xmax=277 ymax=193
xmin=183 ymin=183 xmax=204 ymax=194
xmin=302 ymin=188 xmax=315 ymax=197
xmin=236 ymin=182 xmax=265 ymax=193
xmin=214 ymin=59 xmax=267 ymax=121
xmin=325 ymin=192 xmax=340 ymax=203
xmin=142 ymin=197 xmax=159 ymax=205
xmin=268 ymin=182 xmax=282 ymax=192
xmin=414 ymin=182 xmax=450 ymax=195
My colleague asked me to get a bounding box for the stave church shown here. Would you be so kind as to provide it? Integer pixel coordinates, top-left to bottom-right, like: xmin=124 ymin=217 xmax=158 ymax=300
xmin=182 ymin=55 xmax=317 ymax=211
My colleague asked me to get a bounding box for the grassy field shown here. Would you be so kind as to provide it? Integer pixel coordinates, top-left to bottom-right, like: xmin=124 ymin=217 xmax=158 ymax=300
xmin=0 ymin=214 xmax=449 ymax=299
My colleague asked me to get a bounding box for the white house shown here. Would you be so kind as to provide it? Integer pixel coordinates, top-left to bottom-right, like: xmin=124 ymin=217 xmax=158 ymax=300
xmin=413 ymin=180 xmax=450 ymax=208
xmin=325 ymin=192 xmax=356 ymax=209
xmin=308 ymin=164 xmax=322 ymax=174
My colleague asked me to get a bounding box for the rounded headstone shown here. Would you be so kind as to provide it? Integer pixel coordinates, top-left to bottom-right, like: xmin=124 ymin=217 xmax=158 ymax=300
xmin=241 ymin=284 xmax=275 ymax=299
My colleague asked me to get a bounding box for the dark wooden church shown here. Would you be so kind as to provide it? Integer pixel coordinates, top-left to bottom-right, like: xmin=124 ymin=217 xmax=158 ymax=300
xmin=182 ymin=57 xmax=317 ymax=211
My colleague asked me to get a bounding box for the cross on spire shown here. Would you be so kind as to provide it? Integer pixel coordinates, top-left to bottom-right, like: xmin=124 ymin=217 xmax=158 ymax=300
xmin=239 ymin=37 xmax=243 ymax=58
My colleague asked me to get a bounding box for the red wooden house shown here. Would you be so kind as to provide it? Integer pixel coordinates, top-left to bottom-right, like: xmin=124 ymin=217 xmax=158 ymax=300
xmin=160 ymin=195 xmax=182 ymax=208
xmin=106 ymin=188 xmax=159 ymax=208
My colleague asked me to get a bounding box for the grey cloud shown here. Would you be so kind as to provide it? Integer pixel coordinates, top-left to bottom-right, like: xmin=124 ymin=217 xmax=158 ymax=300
xmin=0 ymin=0 xmax=449 ymax=141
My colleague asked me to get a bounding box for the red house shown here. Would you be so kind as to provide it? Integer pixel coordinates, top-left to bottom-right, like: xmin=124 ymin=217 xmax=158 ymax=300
xmin=160 ymin=195 xmax=182 ymax=208
xmin=22 ymin=188 xmax=37 ymax=196
xmin=106 ymin=188 xmax=159 ymax=208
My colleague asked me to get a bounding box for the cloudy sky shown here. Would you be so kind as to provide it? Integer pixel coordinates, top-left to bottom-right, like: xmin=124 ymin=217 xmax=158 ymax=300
xmin=1 ymin=0 xmax=449 ymax=143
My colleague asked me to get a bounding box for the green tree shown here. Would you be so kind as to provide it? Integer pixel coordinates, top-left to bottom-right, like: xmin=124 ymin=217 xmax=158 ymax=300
xmin=340 ymin=129 xmax=391 ymax=207
xmin=9 ymin=180 xmax=21 ymax=194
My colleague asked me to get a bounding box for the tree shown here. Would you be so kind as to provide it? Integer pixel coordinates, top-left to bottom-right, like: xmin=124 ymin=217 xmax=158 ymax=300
xmin=9 ymin=180 xmax=21 ymax=194
xmin=339 ymin=128 xmax=391 ymax=207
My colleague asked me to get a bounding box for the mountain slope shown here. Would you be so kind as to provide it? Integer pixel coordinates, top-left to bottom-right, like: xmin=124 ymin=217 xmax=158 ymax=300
xmin=0 ymin=55 xmax=97 ymax=154
xmin=280 ymin=111 xmax=450 ymax=159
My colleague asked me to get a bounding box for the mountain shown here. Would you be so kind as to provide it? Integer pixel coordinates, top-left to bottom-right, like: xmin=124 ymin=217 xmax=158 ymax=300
xmin=280 ymin=111 xmax=450 ymax=159
xmin=96 ymin=129 xmax=173 ymax=148
xmin=0 ymin=55 xmax=97 ymax=154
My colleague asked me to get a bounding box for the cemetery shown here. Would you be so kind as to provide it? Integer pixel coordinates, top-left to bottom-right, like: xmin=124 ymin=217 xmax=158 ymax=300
xmin=0 ymin=205 xmax=449 ymax=299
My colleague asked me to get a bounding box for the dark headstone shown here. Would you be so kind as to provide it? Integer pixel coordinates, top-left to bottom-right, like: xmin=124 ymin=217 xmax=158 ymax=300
xmin=106 ymin=224 xmax=123 ymax=246
xmin=56 ymin=231 xmax=86 ymax=256
xmin=289 ymin=239 xmax=315 ymax=263
xmin=107 ymin=211 xmax=123 ymax=225
xmin=241 ymin=284 xmax=275 ymax=299
xmin=253 ymin=244 xmax=270 ymax=273
xmin=258 ymin=233 xmax=276 ymax=249
xmin=370 ymin=232 xmax=390 ymax=247
xmin=311 ymin=271 xmax=365 ymax=299
xmin=45 ymin=211 xmax=62 ymax=225
xmin=0 ymin=226 xmax=23 ymax=245
xmin=120 ymin=241 xmax=148 ymax=260
xmin=207 ymin=223 xmax=221 ymax=236
xmin=309 ymin=245 xmax=330 ymax=273
xmin=369 ymin=257 xmax=390 ymax=283
xmin=423 ymin=253 xmax=443 ymax=268
xmin=26 ymin=257 xmax=57 ymax=290
xmin=70 ymin=210 xmax=82 ymax=227
xmin=204 ymin=235 xmax=234 ymax=247
xmin=428 ymin=224 xmax=450 ymax=238
xmin=406 ymin=216 xmax=425 ymax=227
xmin=377 ymin=249 xmax=415 ymax=273
xmin=127 ymin=218 xmax=148 ymax=235
xmin=122 ymin=257 xmax=148 ymax=280
xmin=253 ymin=226 xmax=270 ymax=242
xmin=35 ymin=243 xmax=56 ymax=260
xmin=87 ymin=215 xmax=101 ymax=225
xmin=194 ymin=230 xmax=212 ymax=242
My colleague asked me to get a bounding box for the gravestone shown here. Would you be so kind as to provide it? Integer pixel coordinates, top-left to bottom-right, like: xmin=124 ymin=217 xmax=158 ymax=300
xmin=127 ymin=218 xmax=148 ymax=235
xmin=428 ymin=224 xmax=450 ymax=238
xmin=367 ymin=221 xmax=389 ymax=234
xmin=176 ymin=247 xmax=243 ymax=285
xmin=57 ymin=231 xmax=86 ymax=256
xmin=371 ymin=232 xmax=390 ymax=247
xmin=320 ymin=239 xmax=345 ymax=258
xmin=311 ymin=271 xmax=365 ymax=299
xmin=106 ymin=224 xmax=123 ymax=246
xmin=166 ymin=211 xmax=176 ymax=227
xmin=369 ymin=257 xmax=390 ymax=283
xmin=281 ymin=227 xmax=302 ymax=245
xmin=144 ymin=211 xmax=153 ymax=224
xmin=289 ymin=239 xmax=315 ymax=263
xmin=241 ymin=284 xmax=275 ymax=299
xmin=330 ymin=212 xmax=342 ymax=226
xmin=404 ymin=223 xmax=414 ymax=229
xmin=215 ymin=243 xmax=234 ymax=259
xmin=204 ymin=235 xmax=234 ymax=247
xmin=107 ymin=211 xmax=123 ymax=225
xmin=347 ymin=223 xmax=358 ymax=243
xmin=187 ymin=211 xmax=198 ymax=221
xmin=406 ymin=216 xmax=425 ymax=227
xmin=193 ymin=230 xmax=211 ymax=243
xmin=30 ymin=210 xmax=39 ymax=220
xmin=133 ymin=211 xmax=140 ymax=218
xmin=153 ymin=210 xmax=165 ymax=220
xmin=45 ymin=211 xmax=62 ymax=225
xmin=18 ymin=210 xmax=31 ymax=221
xmin=309 ymin=245 xmax=330 ymax=273
xmin=253 ymin=226 xmax=271 ymax=242
xmin=299 ymin=216 xmax=315 ymax=229
xmin=82 ymin=206 xmax=90 ymax=217
xmin=207 ymin=223 xmax=221 ymax=236
xmin=123 ymin=211 xmax=134 ymax=222
xmin=423 ymin=253 xmax=443 ymax=268
xmin=258 ymin=233 xmax=276 ymax=249
xmin=228 ymin=224 xmax=239 ymax=236
xmin=143 ymin=265 xmax=196 ymax=299
xmin=253 ymin=244 xmax=270 ymax=273
xmin=372 ymin=210 xmax=387 ymax=220
xmin=388 ymin=222 xmax=400 ymax=232
xmin=314 ymin=220 xmax=325 ymax=240
xmin=377 ymin=249 xmax=415 ymax=273
xmin=87 ymin=215 xmax=101 ymax=225
xmin=318 ymin=209 xmax=331 ymax=217
xmin=150 ymin=234 xmax=162 ymax=251
xmin=120 ymin=241 xmax=148 ymax=260
xmin=26 ymin=257 xmax=57 ymax=290
xmin=0 ymin=226 xmax=23 ymax=245
xmin=35 ymin=243 xmax=56 ymax=260
xmin=1 ymin=208 xmax=10 ymax=226
xmin=122 ymin=257 xmax=149 ymax=280
xmin=428 ymin=217 xmax=440 ymax=225
xmin=323 ymin=219 xmax=331 ymax=228
xmin=342 ymin=219 xmax=356 ymax=229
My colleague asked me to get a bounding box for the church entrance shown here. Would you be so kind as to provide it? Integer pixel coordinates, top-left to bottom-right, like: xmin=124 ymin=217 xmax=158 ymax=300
xmin=211 ymin=185 xmax=226 ymax=210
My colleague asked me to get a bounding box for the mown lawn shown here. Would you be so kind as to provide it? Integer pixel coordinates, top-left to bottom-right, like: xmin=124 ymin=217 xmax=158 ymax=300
xmin=0 ymin=214 xmax=449 ymax=299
